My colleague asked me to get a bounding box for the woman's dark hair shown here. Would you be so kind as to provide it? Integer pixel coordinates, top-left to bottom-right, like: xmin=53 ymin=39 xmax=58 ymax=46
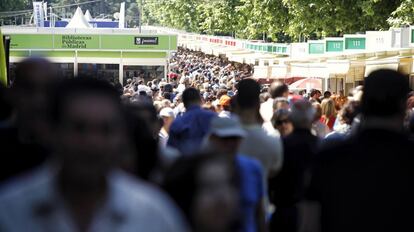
xmin=339 ymin=101 xmax=360 ymax=125
xmin=124 ymin=102 xmax=159 ymax=180
xmin=271 ymin=108 xmax=291 ymax=128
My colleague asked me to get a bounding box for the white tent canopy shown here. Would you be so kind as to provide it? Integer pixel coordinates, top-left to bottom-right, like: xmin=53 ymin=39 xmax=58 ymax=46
xmin=84 ymin=10 xmax=93 ymax=21
xmin=66 ymin=7 xmax=91 ymax=28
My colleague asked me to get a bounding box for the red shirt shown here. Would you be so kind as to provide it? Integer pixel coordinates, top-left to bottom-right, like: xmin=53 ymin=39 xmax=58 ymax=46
xmin=320 ymin=115 xmax=336 ymax=131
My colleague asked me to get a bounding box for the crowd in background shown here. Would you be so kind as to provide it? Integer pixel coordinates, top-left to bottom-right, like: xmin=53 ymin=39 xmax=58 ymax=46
xmin=0 ymin=47 xmax=414 ymax=232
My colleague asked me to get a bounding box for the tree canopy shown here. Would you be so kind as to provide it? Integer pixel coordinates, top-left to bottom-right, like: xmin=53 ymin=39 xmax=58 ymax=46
xmin=3 ymin=0 xmax=414 ymax=42
xmin=142 ymin=0 xmax=407 ymax=42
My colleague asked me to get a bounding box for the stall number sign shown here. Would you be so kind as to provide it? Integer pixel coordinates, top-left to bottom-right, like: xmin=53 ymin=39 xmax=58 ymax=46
xmin=345 ymin=38 xmax=366 ymax=50
xmin=135 ymin=37 xmax=159 ymax=45
xmin=326 ymin=40 xmax=344 ymax=52
xmin=309 ymin=43 xmax=325 ymax=54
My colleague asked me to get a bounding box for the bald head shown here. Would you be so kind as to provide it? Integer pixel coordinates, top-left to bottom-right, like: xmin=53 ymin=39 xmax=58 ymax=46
xmin=269 ymin=81 xmax=289 ymax=99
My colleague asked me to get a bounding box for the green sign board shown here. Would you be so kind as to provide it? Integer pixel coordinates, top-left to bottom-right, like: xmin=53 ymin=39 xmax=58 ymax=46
xmin=267 ymin=45 xmax=273 ymax=52
xmin=55 ymin=35 xmax=100 ymax=49
xmin=9 ymin=34 xmax=177 ymax=51
xmin=411 ymin=29 xmax=414 ymax=43
xmin=9 ymin=34 xmax=54 ymax=49
xmin=309 ymin=43 xmax=325 ymax=54
xmin=345 ymin=38 xmax=366 ymax=50
xmin=269 ymin=45 xmax=288 ymax=54
xmin=326 ymin=40 xmax=344 ymax=52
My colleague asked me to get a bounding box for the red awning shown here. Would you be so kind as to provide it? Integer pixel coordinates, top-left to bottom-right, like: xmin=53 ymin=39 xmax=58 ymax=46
xmin=289 ymin=78 xmax=322 ymax=90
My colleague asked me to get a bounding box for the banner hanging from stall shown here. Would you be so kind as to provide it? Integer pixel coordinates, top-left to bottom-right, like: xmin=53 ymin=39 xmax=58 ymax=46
xmin=119 ymin=2 xmax=125 ymax=28
xmin=0 ymin=29 xmax=7 ymax=87
xmin=43 ymin=2 xmax=48 ymax=21
xmin=33 ymin=2 xmax=45 ymax=27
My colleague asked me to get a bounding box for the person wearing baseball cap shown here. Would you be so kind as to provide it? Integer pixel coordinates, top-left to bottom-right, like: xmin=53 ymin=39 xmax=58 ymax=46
xmin=203 ymin=116 xmax=266 ymax=232
xmin=159 ymin=107 xmax=175 ymax=147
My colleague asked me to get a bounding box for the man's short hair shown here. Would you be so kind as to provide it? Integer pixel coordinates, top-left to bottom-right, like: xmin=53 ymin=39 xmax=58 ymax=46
xmin=13 ymin=57 xmax=57 ymax=88
xmin=361 ymin=69 xmax=409 ymax=117
xmin=324 ymin=91 xmax=332 ymax=98
xmin=236 ymin=79 xmax=260 ymax=109
xmin=50 ymin=77 xmax=121 ymax=124
xmin=269 ymin=81 xmax=289 ymax=98
xmin=290 ymin=100 xmax=316 ymax=129
xmin=310 ymin=89 xmax=320 ymax=97
xmin=182 ymin=87 xmax=201 ymax=107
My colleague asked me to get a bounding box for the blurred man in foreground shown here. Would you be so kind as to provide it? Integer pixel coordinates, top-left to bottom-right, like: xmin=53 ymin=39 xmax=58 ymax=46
xmin=0 ymin=78 xmax=187 ymax=232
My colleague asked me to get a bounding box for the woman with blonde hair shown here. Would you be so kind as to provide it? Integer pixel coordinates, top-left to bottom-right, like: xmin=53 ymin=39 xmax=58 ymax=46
xmin=320 ymin=98 xmax=337 ymax=131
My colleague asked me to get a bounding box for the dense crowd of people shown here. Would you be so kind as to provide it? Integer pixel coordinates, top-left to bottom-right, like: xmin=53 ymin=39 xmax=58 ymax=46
xmin=0 ymin=47 xmax=414 ymax=232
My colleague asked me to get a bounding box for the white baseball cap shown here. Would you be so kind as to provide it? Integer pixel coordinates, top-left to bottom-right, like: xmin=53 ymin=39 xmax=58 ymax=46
xmin=159 ymin=107 xmax=175 ymax=118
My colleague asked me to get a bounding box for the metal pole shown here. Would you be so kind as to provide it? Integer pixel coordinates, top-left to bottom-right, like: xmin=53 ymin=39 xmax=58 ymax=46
xmin=50 ymin=7 xmax=52 ymax=27
xmin=139 ymin=0 xmax=142 ymax=33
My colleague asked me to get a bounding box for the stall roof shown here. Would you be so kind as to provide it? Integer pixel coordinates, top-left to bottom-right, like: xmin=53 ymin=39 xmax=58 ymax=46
xmin=84 ymin=10 xmax=93 ymax=22
xmin=66 ymin=7 xmax=91 ymax=29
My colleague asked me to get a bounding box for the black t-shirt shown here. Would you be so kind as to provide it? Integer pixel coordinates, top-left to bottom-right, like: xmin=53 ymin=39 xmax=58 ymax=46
xmin=0 ymin=127 xmax=48 ymax=183
xmin=308 ymin=129 xmax=414 ymax=232
xmin=269 ymin=129 xmax=319 ymax=207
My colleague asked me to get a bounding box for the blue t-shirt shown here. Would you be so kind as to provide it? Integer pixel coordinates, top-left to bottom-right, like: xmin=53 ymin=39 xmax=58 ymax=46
xmin=236 ymin=155 xmax=265 ymax=232
xmin=167 ymin=106 xmax=216 ymax=155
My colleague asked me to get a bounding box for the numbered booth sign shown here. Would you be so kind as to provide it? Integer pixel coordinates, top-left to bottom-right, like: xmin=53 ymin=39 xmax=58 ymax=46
xmin=308 ymin=40 xmax=325 ymax=55
xmin=366 ymin=31 xmax=392 ymax=51
xmin=344 ymin=35 xmax=366 ymax=50
xmin=325 ymin=38 xmax=344 ymax=52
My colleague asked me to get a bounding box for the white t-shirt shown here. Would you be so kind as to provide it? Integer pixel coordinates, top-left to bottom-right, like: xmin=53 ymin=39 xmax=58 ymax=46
xmin=0 ymin=166 xmax=188 ymax=232
xmin=260 ymin=98 xmax=274 ymax=123
xmin=159 ymin=128 xmax=169 ymax=147
xmin=239 ymin=124 xmax=283 ymax=179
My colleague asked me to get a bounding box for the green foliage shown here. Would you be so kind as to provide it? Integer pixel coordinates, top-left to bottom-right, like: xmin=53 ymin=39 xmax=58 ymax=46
xmin=282 ymin=0 xmax=401 ymax=40
xmin=3 ymin=0 xmax=413 ymax=42
xmin=142 ymin=0 xmax=408 ymax=42
xmin=389 ymin=0 xmax=414 ymax=27
xmin=0 ymin=0 xmax=31 ymax=12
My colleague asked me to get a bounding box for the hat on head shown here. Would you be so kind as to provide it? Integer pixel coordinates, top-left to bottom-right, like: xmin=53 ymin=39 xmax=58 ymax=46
xmin=209 ymin=116 xmax=246 ymax=138
xmin=159 ymin=107 xmax=175 ymax=118
xmin=219 ymin=95 xmax=231 ymax=106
